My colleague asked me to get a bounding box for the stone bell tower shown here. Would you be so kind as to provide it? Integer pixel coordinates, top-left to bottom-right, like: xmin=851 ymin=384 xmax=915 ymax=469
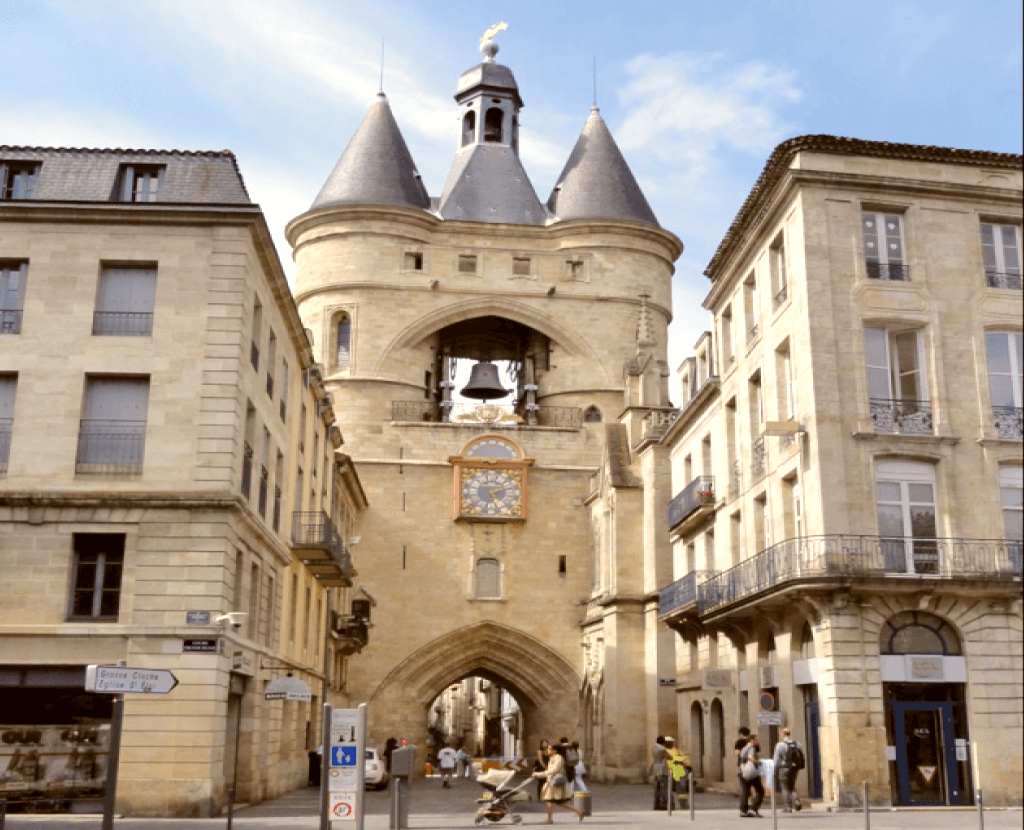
xmin=288 ymin=32 xmax=682 ymax=780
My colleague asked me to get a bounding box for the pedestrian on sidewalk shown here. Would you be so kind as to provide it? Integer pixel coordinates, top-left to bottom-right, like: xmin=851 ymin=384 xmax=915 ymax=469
xmin=436 ymin=741 xmax=457 ymax=788
xmin=739 ymin=734 xmax=765 ymax=818
xmin=772 ymin=727 xmax=805 ymax=812
xmin=571 ymin=741 xmax=589 ymax=793
xmin=651 ymin=735 xmax=669 ymax=810
xmin=532 ymin=742 xmax=584 ymax=823
xmin=534 ymin=739 xmax=551 ymax=801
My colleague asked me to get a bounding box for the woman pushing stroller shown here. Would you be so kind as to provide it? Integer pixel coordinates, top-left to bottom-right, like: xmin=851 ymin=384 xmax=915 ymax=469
xmin=532 ymin=742 xmax=584 ymax=824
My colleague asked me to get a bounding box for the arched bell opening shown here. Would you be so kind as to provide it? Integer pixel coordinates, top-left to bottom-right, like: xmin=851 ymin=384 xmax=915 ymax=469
xmin=421 ymin=315 xmax=553 ymax=425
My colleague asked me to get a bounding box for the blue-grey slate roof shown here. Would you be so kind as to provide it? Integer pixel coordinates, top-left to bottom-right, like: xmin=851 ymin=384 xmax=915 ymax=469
xmin=0 ymin=146 xmax=250 ymax=203
xmin=437 ymin=144 xmax=547 ymax=225
xmin=546 ymin=107 xmax=659 ymax=227
xmin=455 ymin=61 xmax=523 ymax=108
xmin=311 ymin=94 xmax=430 ymax=212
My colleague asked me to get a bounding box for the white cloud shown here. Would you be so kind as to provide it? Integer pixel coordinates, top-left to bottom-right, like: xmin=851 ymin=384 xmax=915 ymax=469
xmin=615 ymin=51 xmax=802 ymax=165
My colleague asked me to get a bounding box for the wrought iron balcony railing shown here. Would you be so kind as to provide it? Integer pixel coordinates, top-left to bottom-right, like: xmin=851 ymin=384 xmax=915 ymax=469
xmin=659 ymin=570 xmax=718 ymax=616
xmin=0 ymin=309 xmax=23 ymax=334
xmin=870 ymin=398 xmax=933 ymax=434
xmin=75 ymin=419 xmax=146 ymax=474
xmin=692 ymin=534 xmax=1022 ymax=616
xmin=986 ymin=270 xmax=1022 ymax=290
xmin=993 ymin=406 xmax=1023 ymax=440
xmin=292 ymin=511 xmax=338 ymax=558
xmin=668 ymin=475 xmax=715 ymax=530
xmin=391 ymin=401 xmax=584 ymax=428
xmin=866 ymin=262 xmax=910 ymax=281
xmin=92 ymin=311 xmax=153 ymax=336
xmin=0 ymin=418 xmax=11 ymax=473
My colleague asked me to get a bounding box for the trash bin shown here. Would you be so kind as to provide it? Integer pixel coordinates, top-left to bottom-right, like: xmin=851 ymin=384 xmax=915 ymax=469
xmin=573 ymin=791 xmax=591 ymax=817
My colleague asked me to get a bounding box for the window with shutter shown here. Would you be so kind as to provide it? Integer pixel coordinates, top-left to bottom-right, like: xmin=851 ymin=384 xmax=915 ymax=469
xmin=1 ymin=161 xmax=40 ymax=199
xmin=93 ymin=266 xmax=156 ymax=335
xmin=76 ymin=377 xmax=150 ymax=474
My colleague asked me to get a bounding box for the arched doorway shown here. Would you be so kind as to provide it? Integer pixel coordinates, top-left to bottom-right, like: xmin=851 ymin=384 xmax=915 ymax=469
xmin=369 ymin=621 xmax=581 ymax=776
xmin=689 ymin=701 xmax=704 ymax=778
xmin=708 ymin=698 xmax=725 ymax=780
xmin=879 ymin=611 xmax=971 ymax=806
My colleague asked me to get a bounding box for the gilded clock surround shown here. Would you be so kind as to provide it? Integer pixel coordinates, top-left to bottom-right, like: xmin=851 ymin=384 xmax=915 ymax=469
xmin=450 ymin=435 xmax=532 ymax=522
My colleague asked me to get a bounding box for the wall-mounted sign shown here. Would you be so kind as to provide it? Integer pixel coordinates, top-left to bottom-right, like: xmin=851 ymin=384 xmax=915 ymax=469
xmin=232 ymin=652 xmax=253 ymax=675
xmin=183 ymin=638 xmax=218 ymax=653
xmin=185 ymin=611 xmax=211 ymax=625
xmin=701 ymin=669 xmax=734 ymax=689
xmin=759 ymin=691 xmax=776 ymax=712
xmin=265 ymin=675 xmax=311 ymax=702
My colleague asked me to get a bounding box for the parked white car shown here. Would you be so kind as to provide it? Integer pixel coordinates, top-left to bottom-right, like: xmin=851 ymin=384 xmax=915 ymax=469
xmin=364 ymin=748 xmax=389 ymax=790
xmin=315 ymin=746 xmax=390 ymax=790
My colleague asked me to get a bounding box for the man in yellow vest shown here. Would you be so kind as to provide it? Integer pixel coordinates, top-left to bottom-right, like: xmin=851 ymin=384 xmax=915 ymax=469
xmin=665 ymin=737 xmax=691 ymax=806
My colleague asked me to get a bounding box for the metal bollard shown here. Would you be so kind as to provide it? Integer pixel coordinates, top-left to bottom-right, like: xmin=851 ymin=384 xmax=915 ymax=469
xmin=1 ymin=797 xmax=6 ymax=830
xmin=863 ymin=781 xmax=870 ymax=830
xmin=972 ymin=742 xmax=984 ymax=830
xmin=665 ymin=772 xmax=673 ymax=816
xmin=689 ymin=773 xmax=695 ymax=821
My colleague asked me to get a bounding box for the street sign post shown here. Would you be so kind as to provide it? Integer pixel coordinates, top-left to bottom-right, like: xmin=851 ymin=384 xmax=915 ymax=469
xmin=85 ymin=666 xmax=179 ymax=695
xmin=321 ymin=703 xmax=365 ymax=830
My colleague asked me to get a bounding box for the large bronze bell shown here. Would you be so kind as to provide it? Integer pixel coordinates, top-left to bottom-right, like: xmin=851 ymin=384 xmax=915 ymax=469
xmin=460 ymin=360 xmax=509 ymax=400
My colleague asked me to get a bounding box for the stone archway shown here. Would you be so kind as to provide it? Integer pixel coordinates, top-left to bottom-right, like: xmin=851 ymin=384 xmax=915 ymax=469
xmin=368 ymin=621 xmax=581 ymax=773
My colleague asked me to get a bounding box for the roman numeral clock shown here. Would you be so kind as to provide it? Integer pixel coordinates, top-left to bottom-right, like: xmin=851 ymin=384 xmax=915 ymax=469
xmin=449 ymin=436 xmax=532 ymax=522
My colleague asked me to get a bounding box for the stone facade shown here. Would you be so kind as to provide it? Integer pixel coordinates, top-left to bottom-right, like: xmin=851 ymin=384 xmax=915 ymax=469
xmin=0 ymin=147 xmax=365 ymax=816
xmin=658 ymin=138 xmax=1023 ymax=807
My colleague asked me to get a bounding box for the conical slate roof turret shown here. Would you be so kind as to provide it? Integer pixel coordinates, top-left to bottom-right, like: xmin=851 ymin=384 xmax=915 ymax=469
xmin=311 ymin=93 xmax=430 ymax=211
xmin=547 ymin=106 xmax=659 ymax=227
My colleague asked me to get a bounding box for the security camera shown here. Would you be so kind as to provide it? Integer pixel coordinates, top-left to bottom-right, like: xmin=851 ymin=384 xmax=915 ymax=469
xmin=215 ymin=612 xmax=247 ymax=629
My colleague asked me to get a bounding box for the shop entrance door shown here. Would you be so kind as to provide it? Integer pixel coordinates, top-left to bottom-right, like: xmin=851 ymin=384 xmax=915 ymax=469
xmin=893 ymin=701 xmax=968 ymax=806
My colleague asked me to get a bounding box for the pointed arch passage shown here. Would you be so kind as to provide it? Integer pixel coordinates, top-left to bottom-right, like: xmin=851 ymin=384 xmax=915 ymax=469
xmin=368 ymin=621 xmax=581 ymax=769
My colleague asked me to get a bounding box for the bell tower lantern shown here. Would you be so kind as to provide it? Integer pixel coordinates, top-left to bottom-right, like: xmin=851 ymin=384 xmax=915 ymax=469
xmin=455 ymin=39 xmax=523 ymax=153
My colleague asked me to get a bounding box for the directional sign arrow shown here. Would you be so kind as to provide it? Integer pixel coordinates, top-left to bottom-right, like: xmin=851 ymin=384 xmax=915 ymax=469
xmin=85 ymin=665 xmax=179 ymax=695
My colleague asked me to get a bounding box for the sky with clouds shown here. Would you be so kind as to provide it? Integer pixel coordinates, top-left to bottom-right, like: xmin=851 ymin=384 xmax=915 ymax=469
xmin=2 ymin=0 xmax=1021 ymax=371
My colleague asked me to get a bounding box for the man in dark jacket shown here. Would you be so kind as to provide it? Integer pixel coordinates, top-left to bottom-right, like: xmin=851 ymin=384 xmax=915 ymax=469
xmin=772 ymin=727 xmax=804 ymax=812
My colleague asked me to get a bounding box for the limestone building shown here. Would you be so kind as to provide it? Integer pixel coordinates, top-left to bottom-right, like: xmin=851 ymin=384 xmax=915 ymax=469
xmin=0 ymin=147 xmax=366 ymax=816
xmin=288 ymin=40 xmax=682 ymax=780
xmin=657 ymin=136 xmax=1023 ymax=806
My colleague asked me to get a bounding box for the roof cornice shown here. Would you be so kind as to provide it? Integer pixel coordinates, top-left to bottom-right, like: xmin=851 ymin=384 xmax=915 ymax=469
xmin=704 ymin=134 xmax=1024 ymax=283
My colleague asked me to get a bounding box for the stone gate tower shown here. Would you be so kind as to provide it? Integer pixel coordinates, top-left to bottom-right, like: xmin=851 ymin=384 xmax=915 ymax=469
xmin=288 ymin=38 xmax=682 ymax=780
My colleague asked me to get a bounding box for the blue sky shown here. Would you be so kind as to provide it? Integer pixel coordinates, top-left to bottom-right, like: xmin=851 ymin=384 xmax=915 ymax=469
xmin=2 ymin=0 xmax=1021 ymax=370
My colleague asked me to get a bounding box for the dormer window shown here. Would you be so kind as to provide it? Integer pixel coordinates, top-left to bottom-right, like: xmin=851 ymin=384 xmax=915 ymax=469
xmin=115 ymin=164 xmax=164 ymax=203
xmin=462 ymin=111 xmax=476 ymax=147
xmin=1 ymin=161 xmax=40 ymax=199
xmin=484 ymin=108 xmax=504 ymax=143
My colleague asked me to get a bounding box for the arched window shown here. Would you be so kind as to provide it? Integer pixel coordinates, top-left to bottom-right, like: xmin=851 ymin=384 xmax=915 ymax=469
xmin=583 ymin=405 xmax=602 ymax=423
xmin=484 ymin=108 xmax=503 ymax=143
xmin=461 ymin=111 xmax=476 ymax=147
xmin=475 ymin=558 xmax=500 ymax=599
xmin=879 ymin=611 xmax=961 ymax=656
xmin=335 ymin=314 xmax=351 ymax=370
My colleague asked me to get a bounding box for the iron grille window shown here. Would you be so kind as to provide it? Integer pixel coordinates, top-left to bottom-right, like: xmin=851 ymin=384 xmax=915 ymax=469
xmin=0 ymin=262 xmax=27 ymax=335
xmin=69 ymin=534 xmax=125 ymax=621
xmin=0 ymin=417 xmax=11 ymax=474
xmin=76 ymin=377 xmax=149 ymax=475
xmin=862 ymin=212 xmax=909 ymax=281
xmin=981 ymin=223 xmax=1022 ymax=290
xmin=93 ymin=266 xmax=156 ymax=336
xmin=0 ymin=375 xmax=14 ymax=474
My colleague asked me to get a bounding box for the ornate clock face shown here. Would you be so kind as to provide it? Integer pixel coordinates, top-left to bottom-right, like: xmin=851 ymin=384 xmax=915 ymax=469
xmin=461 ymin=469 xmax=522 ymax=518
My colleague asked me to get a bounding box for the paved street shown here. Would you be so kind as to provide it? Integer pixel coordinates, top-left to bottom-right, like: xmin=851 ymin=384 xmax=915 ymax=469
xmin=1 ymin=778 xmax=1020 ymax=830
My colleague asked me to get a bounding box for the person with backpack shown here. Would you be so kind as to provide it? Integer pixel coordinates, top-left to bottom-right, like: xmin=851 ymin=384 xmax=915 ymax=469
xmin=771 ymin=727 xmax=806 ymax=812
xmin=560 ymin=737 xmax=579 ymax=793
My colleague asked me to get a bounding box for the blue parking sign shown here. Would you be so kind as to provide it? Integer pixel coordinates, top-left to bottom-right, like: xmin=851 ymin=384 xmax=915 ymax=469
xmin=331 ymin=745 xmax=358 ymax=767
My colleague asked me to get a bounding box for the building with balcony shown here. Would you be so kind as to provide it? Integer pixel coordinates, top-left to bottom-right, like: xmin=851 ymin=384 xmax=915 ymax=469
xmin=657 ymin=137 xmax=1022 ymax=807
xmin=0 ymin=146 xmax=366 ymax=816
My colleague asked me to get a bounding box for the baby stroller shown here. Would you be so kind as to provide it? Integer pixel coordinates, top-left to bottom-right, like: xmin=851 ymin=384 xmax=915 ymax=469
xmin=473 ymin=768 xmax=532 ymax=825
